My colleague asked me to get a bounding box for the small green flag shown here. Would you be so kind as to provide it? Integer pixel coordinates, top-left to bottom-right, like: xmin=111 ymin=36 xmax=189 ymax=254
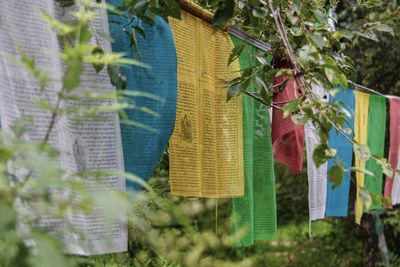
xmin=230 ymin=36 xmax=277 ymax=247
xmin=365 ymin=95 xmax=387 ymax=211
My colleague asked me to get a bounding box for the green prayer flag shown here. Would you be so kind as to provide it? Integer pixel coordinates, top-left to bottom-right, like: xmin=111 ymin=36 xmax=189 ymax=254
xmin=365 ymin=95 xmax=387 ymax=210
xmin=230 ymin=36 xmax=277 ymax=247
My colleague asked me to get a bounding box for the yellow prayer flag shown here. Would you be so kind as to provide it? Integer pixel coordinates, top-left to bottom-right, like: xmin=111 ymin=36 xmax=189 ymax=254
xmin=169 ymin=10 xmax=244 ymax=198
xmin=354 ymin=91 xmax=370 ymax=224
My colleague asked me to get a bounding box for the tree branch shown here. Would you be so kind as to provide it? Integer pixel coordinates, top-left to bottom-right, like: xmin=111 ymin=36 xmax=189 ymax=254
xmin=267 ymin=0 xmax=311 ymax=97
xmin=245 ymin=91 xmax=282 ymax=110
xmin=41 ymin=89 xmax=65 ymax=146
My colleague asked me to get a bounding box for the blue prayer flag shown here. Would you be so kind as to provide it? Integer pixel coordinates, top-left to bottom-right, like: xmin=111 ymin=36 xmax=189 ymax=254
xmin=326 ymin=88 xmax=355 ymax=217
xmin=107 ymin=1 xmax=177 ymax=189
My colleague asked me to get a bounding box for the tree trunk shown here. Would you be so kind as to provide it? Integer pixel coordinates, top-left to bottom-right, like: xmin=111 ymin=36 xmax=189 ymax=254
xmin=362 ymin=214 xmax=379 ymax=267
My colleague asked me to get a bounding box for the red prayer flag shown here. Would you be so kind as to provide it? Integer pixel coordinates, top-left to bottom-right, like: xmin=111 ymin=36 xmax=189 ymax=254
xmin=384 ymin=97 xmax=400 ymax=206
xmin=271 ymin=72 xmax=304 ymax=174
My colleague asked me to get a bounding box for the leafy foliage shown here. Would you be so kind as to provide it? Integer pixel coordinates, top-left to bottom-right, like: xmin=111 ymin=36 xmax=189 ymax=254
xmin=1 ymin=0 xmax=400 ymax=266
xmin=0 ymin=1 xmax=150 ymax=266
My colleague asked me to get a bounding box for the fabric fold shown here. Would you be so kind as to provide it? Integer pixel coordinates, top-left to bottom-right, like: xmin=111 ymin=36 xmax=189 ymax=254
xmin=107 ymin=1 xmax=178 ymax=190
xmin=354 ymin=91 xmax=370 ymax=224
xmin=384 ymin=97 xmax=400 ymax=206
xmin=272 ymin=63 xmax=304 ymax=174
xmin=326 ymin=88 xmax=355 ymax=217
xmin=230 ymin=36 xmax=277 ymax=247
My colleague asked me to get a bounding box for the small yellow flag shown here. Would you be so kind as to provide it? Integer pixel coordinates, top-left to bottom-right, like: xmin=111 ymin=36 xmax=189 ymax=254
xmin=354 ymin=91 xmax=370 ymax=224
xmin=169 ymin=10 xmax=244 ymax=198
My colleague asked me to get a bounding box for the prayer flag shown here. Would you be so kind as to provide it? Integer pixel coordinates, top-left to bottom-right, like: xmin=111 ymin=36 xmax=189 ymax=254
xmin=0 ymin=0 xmax=127 ymax=255
xmin=364 ymin=95 xmax=386 ymax=210
xmin=107 ymin=0 xmax=178 ymax=190
xmin=271 ymin=63 xmax=304 ymax=174
xmin=230 ymin=36 xmax=277 ymax=246
xmin=326 ymin=88 xmax=355 ymax=217
xmin=169 ymin=10 xmax=244 ymax=197
xmin=305 ymin=84 xmax=329 ymax=221
xmin=384 ymin=97 xmax=400 ymax=205
xmin=354 ymin=91 xmax=370 ymax=224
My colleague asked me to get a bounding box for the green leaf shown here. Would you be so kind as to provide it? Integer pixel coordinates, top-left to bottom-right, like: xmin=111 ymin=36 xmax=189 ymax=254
xmin=298 ymin=45 xmax=317 ymax=69
xmin=255 ymin=55 xmax=268 ymax=66
xmin=313 ymin=143 xmax=335 ymax=168
xmin=119 ymin=90 xmax=165 ymax=103
xmin=10 ymin=120 xmax=27 ymax=138
xmin=353 ymin=144 xmax=371 ymax=163
xmin=312 ymin=10 xmax=326 ymax=24
xmin=373 ymin=23 xmax=394 ymax=36
xmin=107 ymin=64 xmax=126 ymax=89
xmin=370 ymin=192 xmax=383 ymax=208
xmin=291 ymin=114 xmax=308 ymax=125
xmin=91 ymin=46 xmax=105 ymax=74
xmin=226 ymin=83 xmax=241 ymax=101
xmin=308 ymin=33 xmax=324 ymax=50
xmin=40 ymin=11 xmax=75 ymax=36
xmin=375 ymin=157 xmax=394 ymax=178
xmin=252 ymin=7 xmax=268 ymax=18
xmin=163 ymin=0 xmax=182 ymax=19
xmin=282 ymin=98 xmax=300 ymax=118
xmin=0 ymin=147 xmax=13 ymax=162
xmin=55 ymin=0 xmax=75 ymax=7
xmin=29 ymin=232 xmax=70 ymax=267
xmin=328 ymin=163 xmax=345 ymax=189
xmin=79 ymin=24 xmax=93 ymax=44
xmin=355 ymin=30 xmax=379 ymax=42
xmin=228 ymin=44 xmax=245 ymax=66
xmin=361 ymin=188 xmax=372 ymax=210
xmin=140 ymin=15 xmax=156 ymax=27
xmin=238 ymin=1 xmax=245 ymax=9
xmin=255 ymin=76 xmax=268 ymax=91
xmin=357 ymin=0 xmax=383 ymax=8
xmin=62 ymin=46 xmax=83 ymax=91
xmin=16 ymin=49 xmax=52 ymax=89
xmin=277 ymin=79 xmax=290 ymax=93
xmin=323 ymin=56 xmax=348 ymax=87
xmin=290 ymin=27 xmax=304 ymax=37
xmin=131 ymin=0 xmax=147 ymax=13
xmin=212 ymin=0 xmax=235 ymax=28
xmin=133 ymin=25 xmax=146 ymax=38
xmin=275 ymin=68 xmax=293 ymax=77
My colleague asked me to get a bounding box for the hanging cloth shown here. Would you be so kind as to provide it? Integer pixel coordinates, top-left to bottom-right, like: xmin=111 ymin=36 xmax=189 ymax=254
xmin=354 ymin=91 xmax=370 ymax=224
xmin=364 ymin=95 xmax=387 ymax=210
xmin=384 ymin=97 xmax=400 ymax=205
xmin=271 ymin=63 xmax=304 ymax=174
xmin=0 ymin=0 xmax=127 ymax=255
xmin=305 ymin=84 xmax=329 ymax=221
xmin=230 ymin=36 xmax=277 ymax=246
xmin=168 ymin=9 xmax=244 ymax=197
xmin=326 ymin=88 xmax=355 ymax=217
xmin=107 ymin=0 xmax=178 ymax=190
